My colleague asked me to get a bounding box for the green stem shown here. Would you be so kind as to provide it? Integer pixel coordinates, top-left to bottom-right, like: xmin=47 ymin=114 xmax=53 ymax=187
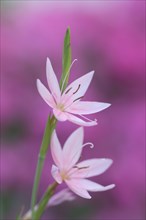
xmin=30 ymin=28 xmax=71 ymax=220
xmin=22 ymin=183 xmax=58 ymax=220
xmin=31 ymin=116 xmax=56 ymax=220
xmin=31 ymin=155 xmax=44 ymax=219
xmin=34 ymin=182 xmax=58 ymax=220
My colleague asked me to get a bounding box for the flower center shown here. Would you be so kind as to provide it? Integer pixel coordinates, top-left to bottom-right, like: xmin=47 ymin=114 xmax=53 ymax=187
xmin=60 ymin=170 xmax=70 ymax=180
xmin=57 ymin=103 xmax=65 ymax=111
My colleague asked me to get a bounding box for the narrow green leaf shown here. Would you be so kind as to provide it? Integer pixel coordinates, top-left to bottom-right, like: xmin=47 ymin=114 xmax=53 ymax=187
xmin=60 ymin=27 xmax=71 ymax=92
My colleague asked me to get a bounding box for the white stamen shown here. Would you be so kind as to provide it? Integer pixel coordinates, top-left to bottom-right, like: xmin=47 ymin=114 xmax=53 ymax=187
xmin=61 ymin=59 xmax=77 ymax=93
xmin=82 ymin=142 xmax=94 ymax=149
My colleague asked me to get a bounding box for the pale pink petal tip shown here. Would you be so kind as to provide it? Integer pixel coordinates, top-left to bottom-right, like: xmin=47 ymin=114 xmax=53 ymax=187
xmin=63 ymin=127 xmax=84 ymax=170
xmin=99 ymin=102 xmax=111 ymax=111
xmin=46 ymin=57 xmax=61 ymax=101
xmin=105 ymin=184 xmax=115 ymax=190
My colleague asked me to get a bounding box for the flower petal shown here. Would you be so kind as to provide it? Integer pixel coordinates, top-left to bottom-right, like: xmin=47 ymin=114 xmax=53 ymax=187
xmin=51 ymin=130 xmax=63 ymax=168
xmin=68 ymin=101 xmax=111 ymax=115
xmin=62 ymin=127 xmax=84 ymax=170
xmin=53 ymin=108 xmax=68 ymax=121
xmin=36 ymin=79 xmax=55 ymax=108
xmin=65 ymin=112 xmax=97 ymax=127
xmin=51 ymin=165 xmax=62 ymax=184
xmin=72 ymin=159 xmax=113 ymax=178
xmin=48 ymin=188 xmax=76 ymax=207
xmin=46 ymin=58 xmax=61 ymax=102
xmin=75 ymin=179 xmax=115 ymax=192
xmin=62 ymin=71 xmax=94 ymax=101
xmin=65 ymin=179 xmax=91 ymax=199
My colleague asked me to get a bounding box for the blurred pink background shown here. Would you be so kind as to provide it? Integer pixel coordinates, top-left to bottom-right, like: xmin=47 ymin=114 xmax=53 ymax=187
xmin=1 ymin=1 xmax=145 ymax=219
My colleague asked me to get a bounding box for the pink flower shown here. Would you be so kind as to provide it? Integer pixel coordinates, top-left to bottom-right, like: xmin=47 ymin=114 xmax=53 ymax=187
xmin=51 ymin=127 xmax=115 ymax=199
xmin=37 ymin=58 xmax=110 ymax=126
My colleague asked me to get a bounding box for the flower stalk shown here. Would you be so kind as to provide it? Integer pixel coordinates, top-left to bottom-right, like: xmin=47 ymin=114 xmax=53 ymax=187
xmin=30 ymin=28 xmax=71 ymax=220
xmin=20 ymin=27 xmax=114 ymax=220
xmin=31 ymin=116 xmax=56 ymax=219
xmin=33 ymin=182 xmax=58 ymax=220
xmin=23 ymin=182 xmax=58 ymax=220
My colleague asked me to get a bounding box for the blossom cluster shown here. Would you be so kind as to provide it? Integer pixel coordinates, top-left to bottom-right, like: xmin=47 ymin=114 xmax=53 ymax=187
xmin=1 ymin=2 xmax=144 ymax=219
xmin=37 ymin=57 xmax=115 ymax=200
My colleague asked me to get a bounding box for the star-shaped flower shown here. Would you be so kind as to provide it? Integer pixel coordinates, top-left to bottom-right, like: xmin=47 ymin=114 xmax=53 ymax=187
xmin=51 ymin=127 xmax=115 ymax=199
xmin=37 ymin=58 xmax=111 ymax=126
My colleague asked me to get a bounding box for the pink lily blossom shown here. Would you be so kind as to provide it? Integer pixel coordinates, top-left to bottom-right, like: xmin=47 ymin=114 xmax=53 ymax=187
xmin=51 ymin=127 xmax=115 ymax=199
xmin=37 ymin=58 xmax=111 ymax=126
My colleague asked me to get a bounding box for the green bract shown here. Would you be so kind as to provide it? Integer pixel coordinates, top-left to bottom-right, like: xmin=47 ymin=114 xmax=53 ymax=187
xmin=60 ymin=27 xmax=71 ymax=92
